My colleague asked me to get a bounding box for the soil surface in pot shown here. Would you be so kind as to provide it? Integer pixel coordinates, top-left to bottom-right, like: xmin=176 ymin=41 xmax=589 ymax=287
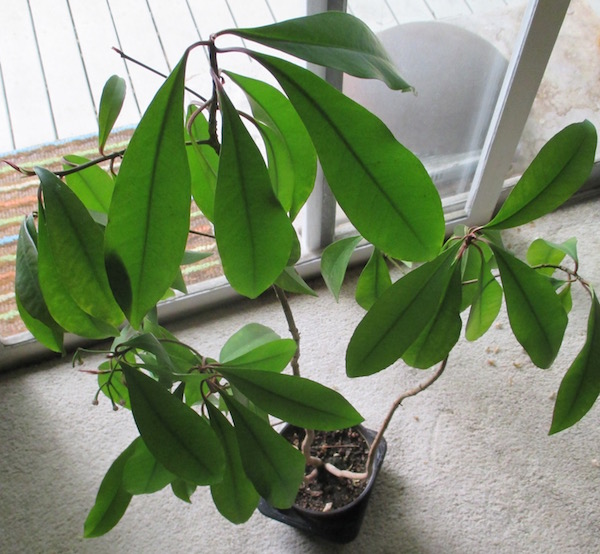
xmin=284 ymin=426 xmax=369 ymax=512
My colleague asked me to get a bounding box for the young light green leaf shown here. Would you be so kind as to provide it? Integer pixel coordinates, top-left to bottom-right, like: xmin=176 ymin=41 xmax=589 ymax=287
xmin=485 ymin=121 xmax=597 ymax=230
xmin=224 ymin=395 xmax=305 ymax=509
xmin=526 ymin=238 xmax=568 ymax=277
xmin=63 ymin=155 xmax=114 ymax=214
xmin=206 ymin=402 xmax=260 ymax=523
xmin=252 ymin=53 xmax=444 ymax=261
xmin=465 ymin=254 xmax=503 ymax=342
xmin=221 ymin=339 xmax=297 ymax=373
xmin=275 ymin=266 xmax=318 ymax=297
xmin=355 ymin=248 xmax=392 ymax=310
xmin=122 ymin=364 xmax=225 ymax=485
xmin=403 ymin=261 xmax=462 ymax=369
xmin=98 ymin=75 xmax=126 ymax=154
xmin=220 ymin=323 xmax=283 ymax=363
xmin=219 ymin=366 xmax=364 ymax=431
xmin=104 ymin=54 xmax=191 ymax=328
xmin=83 ymin=438 xmax=136 ymax=538
xmin=491 ymin=246 xmax=567 ymax=369
xmin=321 ymin=236 xmax=362 ymax=301
xmin=223 ymin=12 xmax=411 ymax=90
xmin=224 ymin=71 xmax=316 ymax=220
xmin=36 ymin=167 xmax=124 ymax=328
xmin=346 ymin=244 xmax=460 ymax=378
xmin=122 ymin=437 xmax=175 ymax=495
xmin=214 ymin=83 xmax=295 ymax=299
xmin=550 ymin=294 xmax=600 ymax=434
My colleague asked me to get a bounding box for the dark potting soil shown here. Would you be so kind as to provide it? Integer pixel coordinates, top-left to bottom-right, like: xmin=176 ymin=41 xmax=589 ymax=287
xmin=283 ymin=426 xmax=369 ymax=512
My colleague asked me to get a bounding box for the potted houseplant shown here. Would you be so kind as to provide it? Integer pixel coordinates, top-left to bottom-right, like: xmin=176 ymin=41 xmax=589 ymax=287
xmin=9 ymin=11 xmax=444 ymax=542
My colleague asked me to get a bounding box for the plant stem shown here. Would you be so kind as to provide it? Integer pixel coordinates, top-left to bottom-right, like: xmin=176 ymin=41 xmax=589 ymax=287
xmin=273 ymin=285 xmax=301 ymax=377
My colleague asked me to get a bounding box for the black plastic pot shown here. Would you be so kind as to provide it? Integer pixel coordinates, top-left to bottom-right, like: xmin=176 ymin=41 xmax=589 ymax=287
xmin=258 ymin=425 xmax=387 ymax=544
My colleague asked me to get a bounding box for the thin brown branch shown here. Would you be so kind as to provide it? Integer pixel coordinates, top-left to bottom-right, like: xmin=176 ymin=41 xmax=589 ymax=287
xmin=273 ymin=285 xmax=301 ymax=377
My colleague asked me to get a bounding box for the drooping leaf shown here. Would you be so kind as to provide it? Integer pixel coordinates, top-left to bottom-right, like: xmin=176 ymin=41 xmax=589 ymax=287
xmin=465 ymin=250 xmax=503 ymax=341
xmin=83 ymin=438 xmax=136 ymax=538
xmin=221 ymin=339 xmax=297 ymax=373
xmin=224 ymin=395 xmax=305 ymax=509
xmin=346 ymin=244 xmax=460 ymax=378
xmin=214 ymin=83 xmax=295 ymax=299
xmin=252 ymin=53 xmax=444 ymax=261
xmin=321 ymin=236 xmax=362 ymax=301
xmin=186 ymin=107 xmax=219 ymax=222
xmin=15 ymin=295 xmax=63 ymax=353
xmin=122 ymin=437 xmax=175 ymax=495
xmin=98 ymin=75 xmax=126 ymax=154
xmin=206 ymin=402 xmax=259 ymax=523
xmin=485 ymin=121 xmax=597 ymax=230
xmin=224 ymin=70 xmax=317 ymax=219
xmin=275 ymin=266 xmax=318 ymax=297
xmin=491 ymin=246 xmax=567 ymax=369
xmin=219 ymin=366 xmax=364 ymax=431
xmin=403 ymin=261 xmax=463 ymax=369
xmin=220 ymin=323 xmax=283 ymax=363
xmin=122 ymin=364 xmax=225 ymax=485
xmin=36 ymin=167 xmax=124 ymax=328
xmin=355 ymin=248 xmax=392 ymax=310
xmin=63 ymin=155 xmax=114 ymax=214
xmin=104 ymin=53 xmax=191 ymax=328
xmin=550 ymin=294 xmax=600 ymax=434
xmin=223 ymin=12 xmax=411 ymax=90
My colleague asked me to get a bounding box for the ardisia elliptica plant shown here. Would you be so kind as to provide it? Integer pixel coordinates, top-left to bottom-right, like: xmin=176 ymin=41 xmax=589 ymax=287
xmin=322 ymin=118 xmax=599 ymax=476
xmin=10 ymin=13 xmax=446 ymax=536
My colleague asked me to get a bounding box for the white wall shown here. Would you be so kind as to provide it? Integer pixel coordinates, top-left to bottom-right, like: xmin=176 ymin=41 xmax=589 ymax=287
xmin=1 ymin=198 xmax=600 ymax=553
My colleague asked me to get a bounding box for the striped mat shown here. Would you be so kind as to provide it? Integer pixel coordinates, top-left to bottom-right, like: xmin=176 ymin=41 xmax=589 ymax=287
xmin=0 ymin=132 xmax=221 ymax=341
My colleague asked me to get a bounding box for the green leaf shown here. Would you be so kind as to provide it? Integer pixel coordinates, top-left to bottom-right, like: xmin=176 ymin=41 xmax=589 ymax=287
xmin=219 ymin=366 xmax=363 ymax=431
xmin=214 ymin=83 xmax=295 ymax=299
xmin=63 ymin=155 xmax=114 ymax=214
xmin=403 ymin=261 xmax=463 ymax=369
xmin=460 ymin=241 xmax=494 ymax=311
xmin=206 ymin=402 xmax=259 ymax=523
xmin=224 ymin=71 xmax=316 ymax=220
xmin=355 ymin=248 xmax=392 ymax=310
xmin=186 ymin=108 xmax=219 ymax=222
xmin=527 ymin=238 xmax=577 ymax=278
xmin=36 ymin=167 xmax=124 ymax=328
xmin=171 ymin=479 xmax=196 ymax=503
xmin=321 ymin=236 xmax=362 ymax=301
xmin=122 ymin=364 xmax=225 ymax=485
xmin=485 ymin=121 xmax=597 ymax=230
xmin=346 ymin=244 xmax=460 ymax=377
xmin=558 ymin=283 xmax=573 ymax=314
xmin=224 ymin=12 xmax=411 ymax=90
xmin=15 ymin=295 xmax=63 ymax=353
xmin=275 ymin=267 xmax=318 ymax=297
xmin=252 ymin=53 xmax=444 ymax=261
xmin=182 ymin=250 xmax=212 ymax=265
xmin=221 ymin=339 xmax=297 ymax=373
xmin=465 ymin=250 xmax=503 ymax=341
xmin=220 ymin=323 xmax=283 ymax=363
xmin=98 ymin=75 xmax=126 ymax=154
xmin=550 ymin=294 xmax=600 ymax=434
xmin=104 ymin=53 xmax=191 ymax=328
xmin=98 ymin=368 xmax=131 ymax=410
xmin=122 ymin=437 xmax=175 ymax=495
xmin=117 ymin=333 xmax=178 ymax=382
xmin=224 ymin=395 xmax=305 ymax=509
xmin=83 ymin=439 xmax=136 ymax=538
xmin=491 ymin=246 xmax=567 ymax=369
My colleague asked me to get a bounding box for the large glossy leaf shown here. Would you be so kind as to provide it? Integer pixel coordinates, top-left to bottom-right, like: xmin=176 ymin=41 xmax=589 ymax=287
xmin=206 ymin=402 xmax=259 ymax=523
xmin=252 ymin=53 xmax=444 ymax=261
xmin=485 ymin=121 xmax=597 ymax=230
xmin=63 ymin=155 xmax=114 ymax=214
xmin=98 ymin=75 xmax=126 ymax=154
xmin=83 ymin=438 xmax=136 ymax=538
xmin=224 ymin=395 xmax=305 ymax=508
xmin=224 ymin=71 xmax=316 ymax=220
xmin=122 ymin=437 xmax=175 ymax=495
xmin=321 ymin=236 xmax=362 ymax=301
xmin=122 ymin=364 xmax=225 ymax=485
xmin=214 ymin=84 xmax=295 ymax=298
xmin=223 ymin=12 xmax=411 ymax=90
xmin=220 ymin=323 xmax=282 ymax=363
xmin=219 ymin=366 xmax=363 ymax=430
xmin=550 ymin=294 xmax=600 ymax=434
xmin=36 ymin=167 xmax=124 ymax=327
xmin=104 ymin=54 xmax=191 ymax=328
xmin=346 ymin=244 xmax=459 ymax=377
xmin=355 ymin=248 xmax=392 ymax=310
xmin=491 ymin=246 xmax=567 ymax=369
xmin=403 ymin=261 xmax=463 ymax=369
